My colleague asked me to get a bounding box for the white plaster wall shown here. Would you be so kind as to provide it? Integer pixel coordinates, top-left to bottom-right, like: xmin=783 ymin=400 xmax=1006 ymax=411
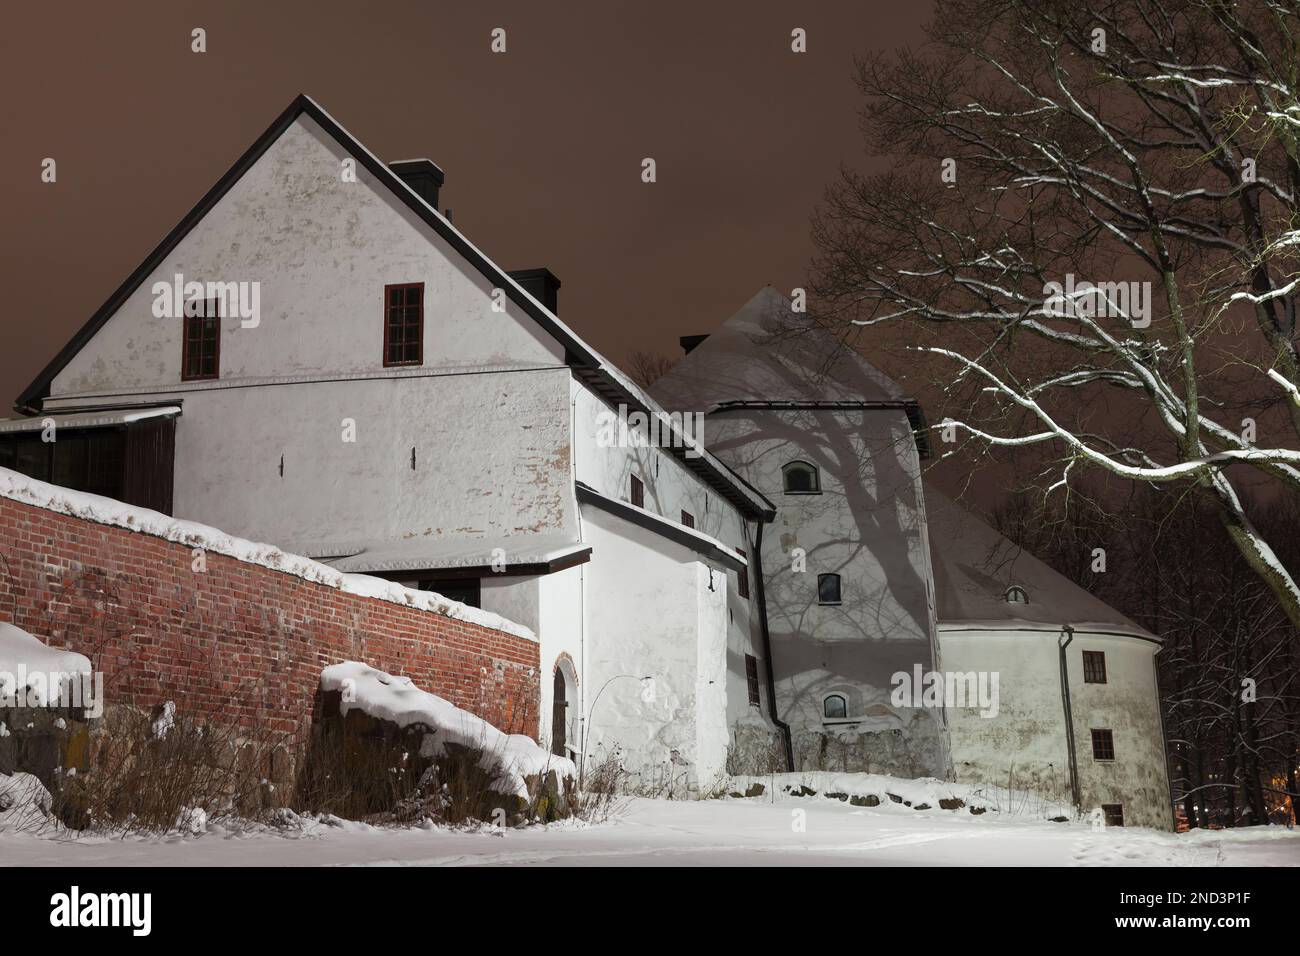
xmin=570 ymin=381 xmax=747 ymax=547
xmin=577 ymin=503 xmax=730 ymax=792
xmin=535 ymin=562 xmax=586 ymax=760
xmin=51 ymin=115 xmax=563 ymax=402
xmin=79 ymin=369 xmax=574 ymax=553
xmin=1069 ymin=634 xmax=1171 ymax=830
xmin=701 ymin=406 xmax=942 ymax=777
xmin=941 ymin=626 xmax=1171 ymax=830
xmin=940 ymin=628 xmax=1074 ymax=804
xmin=571 ymin=379 xmax=778 ymax=768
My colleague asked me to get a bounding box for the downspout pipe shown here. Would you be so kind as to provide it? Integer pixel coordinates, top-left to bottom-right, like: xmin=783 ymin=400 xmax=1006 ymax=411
xmin=753 ymin=520 xmax=794 ymax=771
xmin=1058 ymin=624 xmax=1081 ymax=810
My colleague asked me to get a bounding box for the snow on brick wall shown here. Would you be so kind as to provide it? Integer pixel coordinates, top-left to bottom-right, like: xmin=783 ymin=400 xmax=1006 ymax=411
xmin=0 ymin=494 xmax=539 ymax=740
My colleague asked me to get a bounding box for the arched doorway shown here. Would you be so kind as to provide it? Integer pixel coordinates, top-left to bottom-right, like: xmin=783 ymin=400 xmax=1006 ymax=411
xmin=551 ymin=656 xmax=578 ymax=758
xmin=551 ymin=668 xmax=568 ymax=756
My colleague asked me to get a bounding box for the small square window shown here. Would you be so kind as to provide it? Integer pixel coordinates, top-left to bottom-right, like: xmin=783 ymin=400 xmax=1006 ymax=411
xmin=383 ymin=282 xmax=424 ymax=366
xmin=630 ymin=475 xmax=644 ymax=508
xmin=1102 ymin=803 xmax=1124 ymax=827
xmin=182 ymin=297 xmax=220 ymax=381
xmin=818 ymin=573 xmax=841 ymax=605
xmin=1083 ymin=650 xmax=1107 ymax=684
xmin=1091 ymin=728 xmax=1115 ymax=761
xmin=744 ymin=654 xmax=760 ymax=706
xmin=681 ymin=510 xmax=695 ymax=529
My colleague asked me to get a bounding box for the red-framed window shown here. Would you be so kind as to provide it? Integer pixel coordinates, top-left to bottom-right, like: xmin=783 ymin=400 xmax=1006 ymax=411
xmin=182 ymin=298 xmax=220 ymax=381
xmin=383 ymin=282 xmax=424 ymax=367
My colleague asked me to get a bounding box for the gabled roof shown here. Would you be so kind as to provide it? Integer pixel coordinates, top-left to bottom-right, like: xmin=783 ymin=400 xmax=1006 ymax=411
xmin=651 ymin=287 xmax=913 ymax=410
xmin=923 ymin=483 xmax=1155 ymax=640
xmin=15 ymin=94 xmax=774 ymax=521
xmin=650 ymin=287 xmax=930 ymax=455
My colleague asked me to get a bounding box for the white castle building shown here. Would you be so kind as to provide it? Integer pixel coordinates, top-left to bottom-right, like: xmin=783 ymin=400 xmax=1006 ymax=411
xmin=5 ymin=95 xmax=1172 ymax=828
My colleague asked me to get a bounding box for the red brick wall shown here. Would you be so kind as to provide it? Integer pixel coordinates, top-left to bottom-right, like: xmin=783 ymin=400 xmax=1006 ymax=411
xmin=0 ymin=495 xmax=539 ymax=740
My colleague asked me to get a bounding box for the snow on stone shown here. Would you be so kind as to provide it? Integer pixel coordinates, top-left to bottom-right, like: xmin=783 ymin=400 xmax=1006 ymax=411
xmin=0 ymin=771 xmax=53 ymax=829
xmin=0 ymin=622 xmax=93 ymax=706
xmin=151 ymin=701 xmax=176 ymax=740
xmin=321 ymin=662 xmax=574 ymax=798
xmin=0 ymin=465 xmax=533 ymax=641
xmin=728 ymin=771 xmax=1076 ymax=820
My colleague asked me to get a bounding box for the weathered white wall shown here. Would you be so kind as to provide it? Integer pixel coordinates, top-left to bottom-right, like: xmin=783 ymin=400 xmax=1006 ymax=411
xmin=577 ymin=503 xmax=730 ymax=792
xmin=570 ymin=379 xmax=780 ymax=771
xmin=942 ymin=626 xmax=1171 ymax=830
xmin=701 ymin=406 xmax=944 ymax=778
xmin=51 ymin=116 xmax=563 ymax=400
xmin=534 ymin=562 xmax=586 ymax=760
xmin=570 ymin=381 xmax=746 ymax=547
xmin=156 ymin=372 xmax=572 ymax=550
xmin=1069 ymin=633 xmax=1171 ymax=830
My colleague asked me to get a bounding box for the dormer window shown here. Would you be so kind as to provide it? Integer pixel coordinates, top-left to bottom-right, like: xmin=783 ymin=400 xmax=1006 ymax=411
xmin=782 ymin=460 xmax=820 ymax=494
xmin=383 ymin=282 xmax=424 ymax=367
xmin=1005 ymin=585 xmax=1029 ymax=604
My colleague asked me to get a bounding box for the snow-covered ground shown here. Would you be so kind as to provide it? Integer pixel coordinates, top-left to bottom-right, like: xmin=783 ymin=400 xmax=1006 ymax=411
xmin=2 ymin=790 xmax=1296 ymax=867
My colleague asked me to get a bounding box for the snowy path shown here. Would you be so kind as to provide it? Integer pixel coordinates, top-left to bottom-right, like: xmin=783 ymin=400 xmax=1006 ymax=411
xmin=3 ymin=796 xmax=1298 ymax=867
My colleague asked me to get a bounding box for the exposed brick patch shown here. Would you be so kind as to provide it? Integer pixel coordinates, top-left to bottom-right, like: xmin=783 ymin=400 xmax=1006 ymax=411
xmin=0 ymin=496 xmax=539 ymax=741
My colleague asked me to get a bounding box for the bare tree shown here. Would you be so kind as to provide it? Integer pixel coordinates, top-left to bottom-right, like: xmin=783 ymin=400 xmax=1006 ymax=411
xmin=624 ymin=350 xmax=678 ymax=388
xmin=812 ymin=0 xmax=1300 ymax=628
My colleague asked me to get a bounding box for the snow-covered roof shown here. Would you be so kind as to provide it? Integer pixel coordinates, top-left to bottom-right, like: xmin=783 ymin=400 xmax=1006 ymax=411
xmin=305 ymin=532 xmax=590 ymax=576
xmin=0 ymin=406 xmax=180 ymax=433
xmin=924 ymin=484 xmax=1155 ymax=639
xmin=0 ymin=466 xmax=535 ymax=641
xmin=650 ymin=287 xmax=913 ymax=412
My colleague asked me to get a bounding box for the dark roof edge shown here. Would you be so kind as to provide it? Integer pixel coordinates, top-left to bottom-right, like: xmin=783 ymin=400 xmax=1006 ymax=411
xmin=362 ymin=547 xmax=592 ymax=581
xmin=15 ymin=94 xmax=772 ymax=520
xmin=16 ymin=94 xmax=313 ymax=415
xmin=575 ymin=481 xmax=746 ymax=572
xmin=708 ymin=399 xmax=932 ymax=459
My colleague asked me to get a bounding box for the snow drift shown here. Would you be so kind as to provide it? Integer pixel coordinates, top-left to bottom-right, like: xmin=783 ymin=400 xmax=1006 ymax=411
xmin=320 ymin=662 xmax=573 ymax=798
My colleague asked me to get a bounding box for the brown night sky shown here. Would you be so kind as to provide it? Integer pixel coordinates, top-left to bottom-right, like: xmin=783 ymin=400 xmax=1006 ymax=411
xmin=0 ymin=0 xmax=930 ymax=407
